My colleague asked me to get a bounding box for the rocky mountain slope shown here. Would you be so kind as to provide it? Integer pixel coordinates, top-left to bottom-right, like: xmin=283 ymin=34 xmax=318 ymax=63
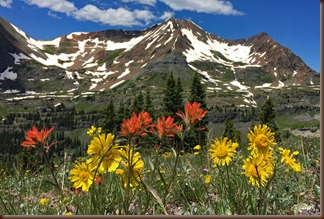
xmin=0 ymin=17 xmax=319 ymax=105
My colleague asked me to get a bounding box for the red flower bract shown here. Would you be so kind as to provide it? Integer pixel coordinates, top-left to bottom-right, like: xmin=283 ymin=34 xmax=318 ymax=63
xmin=21 ymin=126 xmax=54 ymax=150
xmin=176 ymin=102 xmax=208 ymax=127
xmin=150 ymin=116 xmax=182 ymax=139
xmin=119 ymin=111 xmax=152 ymax=137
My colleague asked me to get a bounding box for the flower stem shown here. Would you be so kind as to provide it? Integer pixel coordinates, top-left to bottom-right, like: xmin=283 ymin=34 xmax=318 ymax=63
xmin=41 ymin=149 xmax=63 ymax=197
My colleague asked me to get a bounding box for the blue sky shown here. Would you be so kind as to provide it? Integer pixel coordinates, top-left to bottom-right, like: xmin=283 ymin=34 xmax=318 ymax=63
xmin=0 ymin=0 xmax=320 ymax=72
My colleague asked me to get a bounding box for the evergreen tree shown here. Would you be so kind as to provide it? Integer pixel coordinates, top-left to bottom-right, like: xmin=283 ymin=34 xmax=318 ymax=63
xmin=132 ymin=92 xmax=144 ymax=113
xmin=175 ymin=77 xmax=184 ymax=110
xmin=116 ymin=101 xmax=126 ymax=130
xmin=144 ymin=89 xmax=154 ymax=118
xmin=222 ymin=117 xmax=242 ymax=144
xmin=163 ymin=72 xmax=183 ymax=117
xmin=223 ymin=118 xmax=235 ymax=140
xmin=189 ymin=73 xmax=206 ymax=108
xmin=186 ymin=73 xmax=208 ymax=147
xmin=260 ymin=97 xmax=278 ymax=132
xmin=101 ymin=99 xmax=116 ymax=133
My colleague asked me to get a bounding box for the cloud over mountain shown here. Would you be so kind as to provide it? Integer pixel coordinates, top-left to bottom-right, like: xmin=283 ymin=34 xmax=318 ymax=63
xmin=2 ymin=0 xmax=244 ymax=27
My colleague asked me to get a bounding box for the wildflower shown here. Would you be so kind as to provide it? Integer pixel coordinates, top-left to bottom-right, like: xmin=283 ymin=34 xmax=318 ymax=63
xmin=95 ymin=175 xmax=102 ymax=185
xmin=194 ymin=151 xmax=200 ymax=155
xmin=115 ymin=145 xmax=144 ymax=189
xmin=202 ymin=168 xmax=209 ymax=173
xmin=119 ymin=112 xmax=152 ymax=137
xmin=39 ymin=198 xmax=48 ymax=206
xmin=242 ymin=155 xmax=273 ymax=187
xmin=73 ymin=188 xmax=81 ymax=195
xmin=150 ymin=116 xmax=182 ymax=139
xmin=21 ymin=126 xmax=55 ymax=150
xmin=209 ymin=137 xmax=239 ymax=166
xmin=87 ymin=126 xmax=96 ymax=137
xmin=64 ymin=212 xmax=73 ymax=216
xmin=161 ymin=151 xmax=172 ymax=159
xmin=176 ymin=102 xmax=208 ymax=128
xmin=247 ymin=124 xmax=276 ymax=156
xmin=278 ymin=147 xmax=301 ymax=172
xmin=204 ymin=175 xmax=211 ymax=184
xmin=87 ymin=133 xmax=121 ymax=173
xmin=68 ymin=161 xmax=95 ymax=192
xmin=194 ymin=145 xmax=201 ymax=150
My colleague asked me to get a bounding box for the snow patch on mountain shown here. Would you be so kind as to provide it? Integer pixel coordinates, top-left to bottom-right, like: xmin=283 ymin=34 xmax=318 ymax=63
xmin=181 ymin=27 xmax=257 ymax=69
xmin=188 ymin=64 xmax=221 ymax=84
xmin=66 ymin=32 xmax=87 ymax=39
xmin=118 ymin=68 xmax=130 ymax=79
xmin=0 ymin=66 xmax=17 ymax=80
xmin=110 ymin=80 xmax=125 ymax=89
xmin=4 ymin=89 xmax=20 ymax=94
xmin=230 ymin=80 xmax=249 ymax=90
xmin=106 ymin=35 xmax=145 ymax=51
xmin=9 ymin=52 xmax=30 ymax=64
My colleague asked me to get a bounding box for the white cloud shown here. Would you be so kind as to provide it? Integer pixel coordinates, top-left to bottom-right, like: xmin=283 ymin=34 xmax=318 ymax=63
xmin=0 ymin=0 xmax=12 ymax=8
xmin=48 ymin=11 xmax=62 ymax=19
xmin=74 ymin=4 xmax=155 ymax=26
xmin=24 ymin=0 xmax=77 ymax=14
xmin=159 ymin=11 xmax=174 ymax=20
xmin=122 ymin=0 xmax=156 ymax=6
xmin=159 ymin=0 xmax=244 ymax=15
xmin=20 ymin=0 xmax=243 ymax=28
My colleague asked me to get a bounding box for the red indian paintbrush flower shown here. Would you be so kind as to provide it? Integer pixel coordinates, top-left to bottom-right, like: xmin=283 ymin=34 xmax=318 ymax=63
xmin=119 ymin=111 xmax=152 ymax=137
xmin=150 ymin=116 xmax=182 ymax=139
xmin=21 ymin=126 xmax=55 ymax=150
xmin=176 ymin=102 xmax=208 ymax=128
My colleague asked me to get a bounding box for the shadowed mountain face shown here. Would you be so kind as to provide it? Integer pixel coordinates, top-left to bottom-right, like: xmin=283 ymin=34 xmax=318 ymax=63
xmin=0 ymin=17 xmax=319 ymax=95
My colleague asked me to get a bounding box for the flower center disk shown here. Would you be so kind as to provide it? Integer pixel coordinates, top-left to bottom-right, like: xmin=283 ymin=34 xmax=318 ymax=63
xmin=215 ymin=145 xmax=228 ymax=158
xmin=255 ymin=134 xmax=269 ymax=148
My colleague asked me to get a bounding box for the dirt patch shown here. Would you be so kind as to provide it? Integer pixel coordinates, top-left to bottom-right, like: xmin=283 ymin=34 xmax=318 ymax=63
xmin=289 ymin=129 xmax=320 ymax=138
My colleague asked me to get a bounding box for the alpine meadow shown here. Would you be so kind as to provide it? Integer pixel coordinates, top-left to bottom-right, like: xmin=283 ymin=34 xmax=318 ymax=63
xmin=0 ymin=14 xmax=320 ymax=216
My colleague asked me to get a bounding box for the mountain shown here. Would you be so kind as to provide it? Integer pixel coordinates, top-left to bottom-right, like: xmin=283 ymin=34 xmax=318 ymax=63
xmin=0 ymin=17 xmax=319 ymax=101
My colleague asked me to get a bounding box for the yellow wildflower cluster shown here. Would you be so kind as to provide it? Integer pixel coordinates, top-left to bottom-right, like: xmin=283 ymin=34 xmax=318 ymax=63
xmin=207 ymin=124 xmax=302 ymax=188
xmin=69 ymin=126 xmax=144 ymax=192
xmin=242 ymin=124 xmax=276 ymax=187
xmin=241 ymin=124 xmax=301 ymax=188
xmin=86 ymin=126 xmax=102 ymax=137
xmin=194 ymin=144 xmax=201 ymax=155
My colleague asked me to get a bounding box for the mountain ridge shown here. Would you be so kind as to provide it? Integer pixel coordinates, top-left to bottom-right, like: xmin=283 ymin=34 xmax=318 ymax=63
xmin=0 ymin=17 xmax=319 ymax=100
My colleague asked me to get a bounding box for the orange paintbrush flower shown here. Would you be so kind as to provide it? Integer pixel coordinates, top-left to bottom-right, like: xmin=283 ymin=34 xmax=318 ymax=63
xmin=119 ymin=111 xmax=152 ymax=138
xmin=150 ymin=116 xmax=182 ymax=139
xmin=176 ymin=102 xmax=208 ymax=128
xmin=21 ymin=126 xmax=55 ymax=150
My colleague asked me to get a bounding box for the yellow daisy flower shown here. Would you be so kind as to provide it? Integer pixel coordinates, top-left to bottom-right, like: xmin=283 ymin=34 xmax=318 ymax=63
xmin=39 ymin=198 xmax=48 ymax=206
xmin=242 ymin=155 xmax=273 ymax=187
xmin=87 ymin=133 xmax=122 ymax=173
xmin=278 ymin=147 xmax=301 ymax=172
xmin=209 ymin=137 xmax=239 ymax=166
xmin=204 ymin=175 xmax=211 ymax=184
xmin=247 ymin=124 xmax=277 ymax=156
xmin=115 ymin=145 xmax=144 ymax=189
xmin=194 ymin=145 xmax=201 ymax=150
xmin=68 ymin=161 xmax=95 ymax=192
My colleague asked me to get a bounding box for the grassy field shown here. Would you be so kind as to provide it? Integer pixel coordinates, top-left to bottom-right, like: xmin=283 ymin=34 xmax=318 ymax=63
xmin=0 ymin=104 xmax=320 ymax=215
